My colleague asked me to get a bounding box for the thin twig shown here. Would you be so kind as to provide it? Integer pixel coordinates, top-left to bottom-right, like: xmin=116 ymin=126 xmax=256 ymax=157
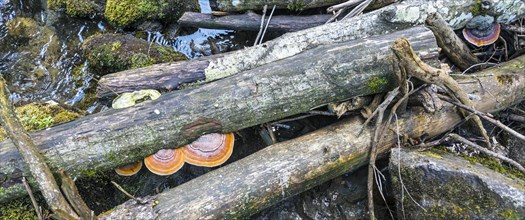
xmin=358 ymin=87 xmax=400 ymax=136
xmin=342 ymin=0 xmax=372 ymax=20
xmin=443 ymin=98 xmax=525 ymax=142
xmin=253 ymin=5 xmax=267 ymax=46
xmin=111 ymin=181 xmax=136 ymax=200
xmin=448 ymin=133 xmax=525 ymax=175
xmin=325 ymin=8 xmax=345 ymax=23
xmin=258 ymin=5 xmax=276 ymax=45
xmin=327 ymin=0 xmax=362 ymax=13
xmin=23 ymin=177 xmax=43 ymax=220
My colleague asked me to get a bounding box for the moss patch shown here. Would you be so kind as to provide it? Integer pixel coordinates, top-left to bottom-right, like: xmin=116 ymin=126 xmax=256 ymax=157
xmin=104 ymin=0 xmax=199 ymax=28
xmin=366 ymin=76 xmax=389 ymax=94
xmin=82 ymin=33 xmax=187 ymax=75
xmin=0 ymin=198 xmax=49 ymax=220
xmin=48 ymin=0 xmax=101 ymax=18
xmin=0 ymin=103 xmax=83 ymax=141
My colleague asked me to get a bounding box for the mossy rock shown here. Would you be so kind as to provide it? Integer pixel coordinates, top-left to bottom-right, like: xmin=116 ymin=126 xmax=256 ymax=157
xmin=0 ymin=102 xmax=83 ymax=141
xmin=47 ymin=0 xmax=104 ymax=18
xmin=82 ymin=33 xmax=187 ymax=75
xmin=104 ymin=0 xmax=199 ymax=28
xmin=389 ymin=148 xmax=525 ymax=219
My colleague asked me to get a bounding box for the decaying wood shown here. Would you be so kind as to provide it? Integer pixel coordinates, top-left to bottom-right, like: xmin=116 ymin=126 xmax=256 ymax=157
xmin=179 ymin=11 xmax=331 ymax=32
xmin=0 ymin=27 xmax=438 ymax=203
xmin=425 ymin=12 xmax=480 ymax=71
xmin=100 ymin=55 xmax=525 ymax=219
xmin=0 ymin=77 xmax=79 ymax=219
xmin=97 ymin=0 xmax=525 ymax=99
xmin=211 ymin=0 xmax=347 ymax=12
xmin=391 ymin=38 xmax=491 ymax=148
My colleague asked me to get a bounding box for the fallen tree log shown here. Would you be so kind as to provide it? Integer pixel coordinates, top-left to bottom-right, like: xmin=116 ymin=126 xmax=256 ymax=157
xmin=97 ymin=0 xmax=525 ymax=99
xmin=0 ymin=26 xmax=438 ymax=203
xmin=209 ymin=0 xmax=347 ymax=12
xmin=100 ymin=55 xmax=525 ymax=219
xmin=178 ymin=11 xmax=331 ymax=32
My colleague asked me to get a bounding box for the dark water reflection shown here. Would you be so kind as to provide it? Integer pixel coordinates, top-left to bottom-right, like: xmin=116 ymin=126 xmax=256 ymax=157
xmin=0 ymin=0 xmax=252 ymax=111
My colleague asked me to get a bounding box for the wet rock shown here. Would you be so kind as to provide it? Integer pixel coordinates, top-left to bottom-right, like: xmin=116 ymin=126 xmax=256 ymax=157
xmin=389 ymin=148 xmax=525 ymax=219
xmin=254 ymin=166 xmax=393 ymax=220
xmin=104 ymin=0 xmax=200 ymax=28
xmin=82 ymin=33 xmax=187 ymax=75
xmin=506 ymin=134 xmax=525 ymax=166
xmin=47 ymin=0 xmax=105 ymax=18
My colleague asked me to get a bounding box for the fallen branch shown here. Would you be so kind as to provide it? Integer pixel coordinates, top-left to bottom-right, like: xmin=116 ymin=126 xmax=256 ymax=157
xmin=178 ymin=11 xmax=328 ymax=32
xmin=447 ymin=133 xmax=525 ymax=175
xmin=425 ymin=12 xmax=480 ymax=71
xmin=443 ymin=97 xmax=525 ymax=142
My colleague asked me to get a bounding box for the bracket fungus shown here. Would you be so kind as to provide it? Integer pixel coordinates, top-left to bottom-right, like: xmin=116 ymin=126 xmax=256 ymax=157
xmin=462 ymin=15 xmax=500 ymax=47
xmin=111 ymin=89 xmax=161 ymax=109
xmin=114 ymin=161 xmax=143 ymax=176
xmin=182 ymin=133 xmax=235 ymax=167
xmin=144 ymin=148 xmax=185 ymax=176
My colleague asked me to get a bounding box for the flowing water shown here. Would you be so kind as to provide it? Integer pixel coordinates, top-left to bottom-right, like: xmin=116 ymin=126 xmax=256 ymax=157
xmin=0 ymin=0 xmax=250 ymax=112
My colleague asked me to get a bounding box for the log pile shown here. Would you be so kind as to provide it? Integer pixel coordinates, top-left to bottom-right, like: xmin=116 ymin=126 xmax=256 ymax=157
xmin=3 ymin=0 xmax=525 ymax=219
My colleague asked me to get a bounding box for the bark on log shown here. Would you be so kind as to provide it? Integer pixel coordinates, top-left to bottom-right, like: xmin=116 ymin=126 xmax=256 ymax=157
xmin=0 ymin=26 xmax=438 ymax=203
xmin=210 ymin=0 xmax=347 ymax=12
xmin=178 ymin=11 xmax=331 ymax=32
xmin=100 ymin=55 xmax=525 ymax=219
xmin=97 ymin=0 xmax=525 ymax=99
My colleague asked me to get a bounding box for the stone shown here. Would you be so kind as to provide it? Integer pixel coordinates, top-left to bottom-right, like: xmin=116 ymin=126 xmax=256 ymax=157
xmin=389 ymin=148 xmax=525 ymax=219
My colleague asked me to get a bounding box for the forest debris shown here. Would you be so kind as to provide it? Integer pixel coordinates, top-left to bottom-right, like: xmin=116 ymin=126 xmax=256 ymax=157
xmin=391 ymin=38 xmax=492 ymax=148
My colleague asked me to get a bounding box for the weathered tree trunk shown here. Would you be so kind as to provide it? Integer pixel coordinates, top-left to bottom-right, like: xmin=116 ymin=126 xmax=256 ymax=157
xmin=210 ymin=0 xmax=347 ymax=12
xmin=97 ymin=0 xmax=525 ymax=99
xmin=0 ymin=26 xmax=438 ymax=203
xmin=179 ymin=11 xmax=331 ymax=32
xmin=100 ymin=55 xmax=525 ymax=219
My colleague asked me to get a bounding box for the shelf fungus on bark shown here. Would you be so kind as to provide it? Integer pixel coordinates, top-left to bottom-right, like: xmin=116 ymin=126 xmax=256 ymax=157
xmin=114 ymin=161 xmax=143 ymax=176
xmin=111 ymin=89 xmax=161 ymax=109
xmin=182 ymin=133 xmax=235 ymax=167
xmin=462 ymin=15 xmax=500 ymax=47
xmin=144 ymin=148 xmax=185 ymax=176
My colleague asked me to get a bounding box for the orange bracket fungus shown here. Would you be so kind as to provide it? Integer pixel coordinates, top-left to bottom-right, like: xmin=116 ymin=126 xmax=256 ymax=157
xmin=182 ymin=133 xmax=235 ymax=167
xmin=462 ymin=15 xmax=500 ymax=47
xmin=114 ymin=161 xmax=143 ymax=176
xmin=144 ymin=148 xmax=185 ymax=176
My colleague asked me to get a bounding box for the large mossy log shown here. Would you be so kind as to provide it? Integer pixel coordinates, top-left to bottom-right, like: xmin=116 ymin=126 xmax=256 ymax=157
xmin=100 ymin=55 xmax=525 ymax=219
xmin=178 ymin=12 xmax=331 ymax=32
xmin=0 ymin=26 xmax=438 ymax=203
xmin=97 ymin=0 xmax=525 ymax=99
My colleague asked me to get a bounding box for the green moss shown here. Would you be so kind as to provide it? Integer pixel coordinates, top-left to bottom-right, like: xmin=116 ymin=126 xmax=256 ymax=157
xmin=418 ymin=151 xmax=443 ymax=159
xmin=287 ymin=0 xmax=305 ymax=11
xmin=104 ymin=0 xmax=198 ymax=28
xmin=48 ymin=0 xmax=98 ymax=17
xmin=366 ymin=76 xmax=389 ymax=94
xmin=83 ymin=34 xmax=187 ymax=75
xmin=499 ymin=209 xmax=519 ymax=219
xmin=0 ymin=103 xmax=83 ymax=141
xmin=0 ymin=199 xmax=40 ymax=220
xmin=130 ymin=53 xmax=155 ymax=69
xmin=468 ymin=0 xmax=483 ymax=16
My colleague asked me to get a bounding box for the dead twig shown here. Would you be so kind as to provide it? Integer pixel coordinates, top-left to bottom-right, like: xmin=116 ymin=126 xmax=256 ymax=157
xmin=253 ymin=5 xmax=267 ymax=46
xmin=258 ymin=5 xmax=276 ymax=45
xmin=442 ymin=97 xmax=525 ymax=142
xmin=327 ymin=0 xmax=362 ymax=13
xmin=342 ymin=0 xmax=372 ymax=20
xmin=447 ymin=133 xmax=525 ymax=175
xmin=23 ymin=177 xmax=43 ymax=220
xmin=111 ymin=181 xmax=136 ymax=200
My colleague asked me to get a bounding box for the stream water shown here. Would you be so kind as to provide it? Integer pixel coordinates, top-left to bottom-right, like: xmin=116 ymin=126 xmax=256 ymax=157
xmin=0 ymin=0 xmax=249 ymax=112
